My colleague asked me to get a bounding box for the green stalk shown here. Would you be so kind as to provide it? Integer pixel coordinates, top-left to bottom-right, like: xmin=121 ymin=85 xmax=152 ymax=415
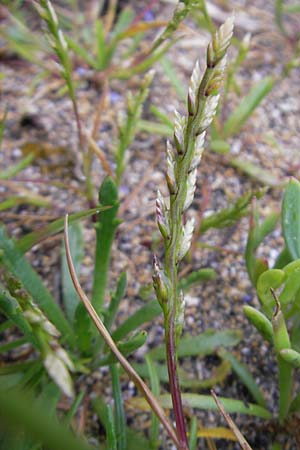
xmin=271 ymin=290 xmax=292 ymax=423
xmin=111 ymin=364 xmax=127 ymax=450
xmin=153 ymin=18 xmax=234 ymax=449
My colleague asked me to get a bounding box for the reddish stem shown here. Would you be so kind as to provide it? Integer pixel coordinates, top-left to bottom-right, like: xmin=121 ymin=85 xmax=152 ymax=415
xmin=166 ymin=317 xmax=189 ymax=450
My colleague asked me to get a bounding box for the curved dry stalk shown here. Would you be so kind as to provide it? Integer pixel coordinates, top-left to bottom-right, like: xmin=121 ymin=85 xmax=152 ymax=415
xmin=211 ymin=390 xmax=253 ymax=450
xmin=64 ymin=214 xmax=180 ymax=448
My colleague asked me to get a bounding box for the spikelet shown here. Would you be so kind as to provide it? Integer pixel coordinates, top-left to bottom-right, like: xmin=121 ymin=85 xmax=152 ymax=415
xmin=156 ymin=190 xmax=170 ymax=239
xmin=207 ymin=16 xmax=234 ymax=68
xmin=183 ymin=169 xmax=197 ymax=211
xmin=174 ymin=110 xmax=186 ymax=154
xmin=188 ymin=60 xmax=202 ymax=114
xmin=178 ymin=217 xmax=195 ymax=260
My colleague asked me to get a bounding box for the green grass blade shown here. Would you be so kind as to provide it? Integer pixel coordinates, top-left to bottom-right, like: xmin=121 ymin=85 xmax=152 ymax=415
xmin=229 ymin=157 xmax=282 ymax=186
xmin=61 ymin=223 xmax=84 ymax=324
xmin=200 ymin=189 xmax=266 ymax=233
xmin=131 ymin=393 xmax=272 ymax=419
xmin=160 ymin=56 xmax=186 ymax=100
xmin=0 ymin=153 xmax=34 ymax=180
xmin=17 ymin=207 xmax=105 ymax=254
xmin=145 ymin=355 xmax=160 ymax=449
xmin=149 ymin=329 xmax=242 ymax=360
xmin=0 ymin=227 xmax=75 ymax=346
xmin=224 ymin=77 xmax=274 ymax=137
xmin=133 ymin=359 xmax=231 ymax=390
xmin=64 ymin=391 xmax=85 ymax=427
xmin=178 ymin=268 xmax=216 ymax=291
xmin=92 ymin=398 xmax=117 ymax=450
xmin=111 ymin=365 xmax=126 ymax=450
xmin=188 ymin=416 xmax=198 ymax=450
xmin=66 ymin=35 xmax=98 ymax=69
xmin=0 ymin=337 xmax=28 ymax=353
xmin=112 ymin=301 xmax=161 ymax=342
xmin=219 ymin=350 xmax=267 ymax=407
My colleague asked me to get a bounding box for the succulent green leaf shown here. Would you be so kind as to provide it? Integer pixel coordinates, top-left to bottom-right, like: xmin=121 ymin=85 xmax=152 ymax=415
xmin=243 ymin=305 xmax=273 ymax=343
xmin=280 ymin=348 xmax=300 ymax=368
xmin=257 ymin=269 xmax=285 ymax=317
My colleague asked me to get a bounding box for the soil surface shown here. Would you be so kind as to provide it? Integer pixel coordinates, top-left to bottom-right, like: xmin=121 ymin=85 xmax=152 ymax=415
xmin=0 ymin=1 xmax=300 ymax=449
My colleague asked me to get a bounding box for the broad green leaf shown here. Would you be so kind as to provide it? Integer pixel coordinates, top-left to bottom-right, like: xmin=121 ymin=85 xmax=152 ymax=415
xmin=224 ymin=77 xmax=274 ymax=137
xmin=17 ymin=207 xmax=106 ymax=254
xmin=0 ymin=227 xmax=75 ymax=346
xmin=129 ymin=393 xmax=272 ymax=419
xmin=282 ymin=178 xmax=300 ymax=260
xmin=149 ymin=329 xmax=242 ymax=360
xmin=257 ymin=269 xmax=285 ymax=317
xmin=219 ymin=350 xmax=267 ymax=407
xmin=61 ymin=223 xmax=84 ymax=324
